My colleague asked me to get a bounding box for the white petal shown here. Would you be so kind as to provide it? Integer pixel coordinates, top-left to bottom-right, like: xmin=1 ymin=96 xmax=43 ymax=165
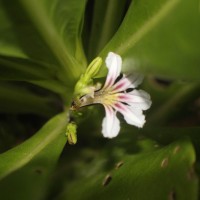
xmin=102 ymin=106 xmax=120 ymax=138
xmin=104 ymin=52 xmax=122 ymax=88
xmin=129 ymin=89 xmax=151 ymax=100
xmin=114 ymin=102 xmax=146 ymax=128
xmin=118 ymin=89 xmax=152 ymax=110
xmin=112 ymin=74 xmax=143 ymax=92
xmin=124 ymin=107 xmax=146 ymax=128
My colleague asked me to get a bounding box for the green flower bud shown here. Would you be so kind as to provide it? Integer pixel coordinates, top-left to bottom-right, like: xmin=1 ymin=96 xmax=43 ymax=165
xmin=66 ymin=122 xmax=77 ymax=145
xmin=74 ymin=56 xmax=102 ymax=95
xmin=85 ymin=57 xmax=102 ymax=79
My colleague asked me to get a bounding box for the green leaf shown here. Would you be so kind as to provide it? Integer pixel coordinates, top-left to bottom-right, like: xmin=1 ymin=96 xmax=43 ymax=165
xmin=19 ymin=0 xmax=87 ymax=81
xmin=88 ymin=0 xmax=128 ymax=59
xmin=0 ymin=56 xmax=57 ymax=81
xmin=99 ymin=0 xmax=200 ymax=80
xmin=59 ymin=139 xmax=198 ymax=200
xmin=0 ymin=1 xmax=59 ymax=69
xmin=29 ymin=80 xmax=69 ymax=95
xmin=0 ymin=82 xmax=58 ymax=116
xmin=0 ymin=0 xmax=87 ymax=82
xmin=0 ymin=112 xmax=68 ymax=200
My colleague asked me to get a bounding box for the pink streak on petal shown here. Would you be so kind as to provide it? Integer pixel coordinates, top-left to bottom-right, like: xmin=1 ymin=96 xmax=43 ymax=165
xmin=113 ymin=102 xmax=146 ymax=128
xmin=105 ymin=105 xmax=112 ymax=115
xmin=118 ymin=94 xmax=130 ymax=100
xmin=112 ymin=74 xmax=144 ymax=93
xmin=112 ymin=77 xmax=132 ymax=92
xmin=114 ymin=102 xmax=127 ymax=112
xmin=118 ymin=90 xmax=152 ymax=110
xmin=114 ymin=82 xmax=126 ymax=91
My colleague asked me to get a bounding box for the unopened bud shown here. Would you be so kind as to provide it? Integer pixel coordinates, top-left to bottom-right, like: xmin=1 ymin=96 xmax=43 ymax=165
xmin=66 ymin=122 xmax=77 ymax=145
xmin=85 ymin=57 xmax=102 ymax=78
xmin=74 ymin=56 xmax=102 ymax=95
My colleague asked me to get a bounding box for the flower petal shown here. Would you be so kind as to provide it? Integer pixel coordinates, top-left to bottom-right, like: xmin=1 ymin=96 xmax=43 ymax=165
xmin=104 ymin=52 xmax=122 ymax=88
xmin=102 ymin=105 xmax=120 ymax=138
xmin=130 ymin=89 xmax=151 ymax=99
xmin=118 ymin=89 xmax=152 ymax=110
xmin=112 ymin=74 xmax=143 ymax=92
xmin=124 ymin=107 xmax=146 ymax=128
xmin=114 ymin=102 xmax=146 ymax=128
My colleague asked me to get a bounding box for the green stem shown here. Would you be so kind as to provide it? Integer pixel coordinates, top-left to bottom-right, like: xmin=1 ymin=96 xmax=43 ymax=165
xmin=20 ymin=0 xmax=82 ymax=81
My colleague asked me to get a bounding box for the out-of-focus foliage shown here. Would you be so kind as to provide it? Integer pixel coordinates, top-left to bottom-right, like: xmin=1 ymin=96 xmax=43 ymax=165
xmin=59 ymin=139 xmax=197 ymax=200
xmin=99 ymin=0 xmax=200 ymax=80
xmin=0 ymin=112 xmax=67 ymax=200
xmin=0 ymin=0 xmax=199 ymax=199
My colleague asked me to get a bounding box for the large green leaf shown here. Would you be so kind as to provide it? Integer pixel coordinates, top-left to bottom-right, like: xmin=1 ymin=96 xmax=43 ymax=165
xmin=19 ymin=0 xmax=87 ymax=81
xmin=0 ymin=1 xmax=59 ymax=76
xmin=0 ymin=0 xmax=87 ymax=82
xmin=98 ymin=0 xmax=200 ymax=80
xmin=59 ymin=139 xmax=198 ymax=200
xmin=0 ymin=112 xmax=68 ymax=200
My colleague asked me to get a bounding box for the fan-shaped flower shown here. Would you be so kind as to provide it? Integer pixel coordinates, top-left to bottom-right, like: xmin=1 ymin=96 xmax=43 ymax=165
xmin=71 ymin=52 xmax=152 ymax=138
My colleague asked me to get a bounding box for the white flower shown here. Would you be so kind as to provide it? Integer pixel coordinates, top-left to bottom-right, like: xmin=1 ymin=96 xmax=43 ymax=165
xmin=99 ymin=52 xmax=151 ymax=138
xmin=71 ymin=52 xmax=152 ymax=139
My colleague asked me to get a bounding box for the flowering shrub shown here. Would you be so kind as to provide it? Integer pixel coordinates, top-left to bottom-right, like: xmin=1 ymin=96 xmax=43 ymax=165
xmin=0 ymin=0 xmax=199 ymax=199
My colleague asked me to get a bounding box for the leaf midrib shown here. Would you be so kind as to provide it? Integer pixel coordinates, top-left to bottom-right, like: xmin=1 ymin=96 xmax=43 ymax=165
xmin=0 ymin=112 xmax=68 ymax=180
xmin=19 ymin=0 xmax=83 ymax=80
xmin=117 ymin=0 xmax=180 ymax=54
